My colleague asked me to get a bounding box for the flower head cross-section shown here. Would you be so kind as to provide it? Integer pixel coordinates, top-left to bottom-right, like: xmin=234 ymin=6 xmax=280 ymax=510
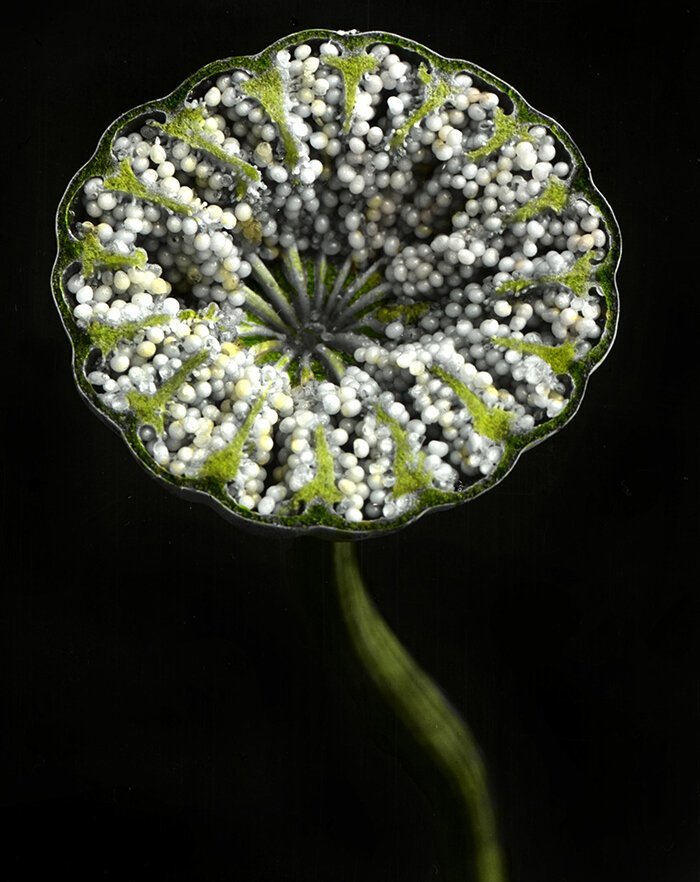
xmin=54 ymin=29 xmax=619 ymax=537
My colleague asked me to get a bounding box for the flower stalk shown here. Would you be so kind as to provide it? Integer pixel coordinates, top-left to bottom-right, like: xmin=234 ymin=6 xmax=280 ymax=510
xmin=330 ymin=542 xmax=507 ymax=882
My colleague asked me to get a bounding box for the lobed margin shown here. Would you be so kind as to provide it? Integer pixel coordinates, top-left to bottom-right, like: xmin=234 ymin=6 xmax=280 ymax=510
xmin=51 ymin=28 xmax=621 ymax=541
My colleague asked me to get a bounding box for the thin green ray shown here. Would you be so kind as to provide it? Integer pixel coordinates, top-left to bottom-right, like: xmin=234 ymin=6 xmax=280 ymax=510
xmin=255 ymin=348 xmax=286 ymax=367
xmin=339 ymin=284 xmax=392 ymax=326
xmin=390 ymin=64 xmax=451 ymax=150
xmin=159 ymin=105 xmax=261 ymax=187
xmin=290 ymin=424 xmax=343 ymax=508
xmin=311 ymin=253 xmax=327 ymax=311
xmin=376 ymin=407 xmax=431 ymax=497
xmin=285 ymin=354 xmax=318 ymax=387
xmin=305 ymin=256 xmax=317 ymax=298
xmin=298 ymin=357 xmax=317 ymax=385
xmin=324 ymin=52 xmax=378 ymax=132
xmin=236 ymin=329 xmax=282 ymax=348
xmin=347 ymin=267 xmax=385 ymax=305
xmin=238 ymin=285 xmax=292 ymax=334
xmin=104 ymin=159 xmax=194 ymax=216
xmin=284 ymin=244 xmax=305 ymax=281
xmin=496 ymin=251 xmax=598 ymax=297
xmin=126 ymin=350 xmax=209 ymax=434
xmin=466 ymin=107 xmax=533 ymax=163
xmin=243 ymin=66 xmax=299 ymax=167
xmin=76 ymin=227 xmax=147 ymax=278
xmin=315 ymin=344 xmax=348 ymax=383
xmin=325 ymin=260 xmax=384 ymax=323
xmin=247 ymin=255 xmax=297 ymax=326
xmin=491 ymin=337 xmax=577 ymax=375
xmin=323 ymin=258 xmax=338 ymax=291
xmin=252 ymin=340 xmax=284 ymax=364
xmin=281 ymin=245 xmax=310 ymax=315
xmin=431 ymin=366 xmax=513 ymax=442
xmin=507 ymin=176 xmax=569 ymax=224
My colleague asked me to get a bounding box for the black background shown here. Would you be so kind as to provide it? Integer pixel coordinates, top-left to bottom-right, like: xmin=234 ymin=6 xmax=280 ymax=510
xmin=7 ymin=2 xmax=698 ymax=880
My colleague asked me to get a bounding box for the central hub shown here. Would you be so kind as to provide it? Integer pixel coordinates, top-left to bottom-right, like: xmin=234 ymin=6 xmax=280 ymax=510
xmin=292 ymin=321 xmax=329 ymax=355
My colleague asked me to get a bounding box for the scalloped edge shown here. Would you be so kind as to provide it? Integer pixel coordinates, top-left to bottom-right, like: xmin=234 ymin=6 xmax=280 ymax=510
xmin=51 ymin=27 xmax=621 ymax=541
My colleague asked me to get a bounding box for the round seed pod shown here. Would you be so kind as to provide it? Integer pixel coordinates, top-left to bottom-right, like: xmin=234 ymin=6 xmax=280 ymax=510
xmin=53 ymin=28 xmax=620 ymax=539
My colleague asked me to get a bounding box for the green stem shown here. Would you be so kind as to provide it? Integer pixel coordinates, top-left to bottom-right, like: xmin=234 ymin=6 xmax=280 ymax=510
xmin=332 ymin=542 xmax=507 ymax=882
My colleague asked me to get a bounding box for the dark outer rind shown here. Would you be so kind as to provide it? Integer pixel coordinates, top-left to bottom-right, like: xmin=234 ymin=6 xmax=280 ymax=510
xmin=51 ymin=28 xmax=621 ymax=541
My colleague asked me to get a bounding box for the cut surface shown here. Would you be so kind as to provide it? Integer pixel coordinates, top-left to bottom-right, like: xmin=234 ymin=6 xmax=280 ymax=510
xmin=54 ymin=30 xmax=619 ymax=536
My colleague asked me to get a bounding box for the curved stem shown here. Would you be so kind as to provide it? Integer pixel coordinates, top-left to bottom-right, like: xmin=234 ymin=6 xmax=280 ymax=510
xmin=332 ymin=542 xmax=507 ymax=882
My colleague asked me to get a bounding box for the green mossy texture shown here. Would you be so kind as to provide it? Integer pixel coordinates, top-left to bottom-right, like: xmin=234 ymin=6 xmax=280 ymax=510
xmin=466 ymin=107 xmax=533 ymax=163
xmin=200 ymin=392 xmax=267 ymax=483
xmin=87 ymin=313 xmax=170 ymax=356
xmin=159 ymin=105 xmax=261 ymax=185
xmin=77 ymin=227 xmax=147 ymax=278
xmin=243 ymin=66 xmax=300 ymax=166
xmin=126 ymin=350 xmax=209 ymax=434
xmin=104 ymin=159 xmax=195 ymax=215
xmin=52 ymin=28 xmax=620 ymax=539
xmin=374 ymin=301 xmax=430 ymax=324
xmin=391 ymin=70 xmax=451 ymax=148
xmin=325 ymin=52 xmax=379 ymax=132
xmin=491 ymin=338 xmax=577 ymax=375
xmin=508 ymin=176 xmax=569 ymax=223
xmin=290 ymin=425 xmax=344 ymax=509
xmin=431 ymin=367 xmax=513 ymax=443
xmin=496 ymin=251 xmax=597 ymax=297
xmin=376 ymin=407 xmax=432 ymax=497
